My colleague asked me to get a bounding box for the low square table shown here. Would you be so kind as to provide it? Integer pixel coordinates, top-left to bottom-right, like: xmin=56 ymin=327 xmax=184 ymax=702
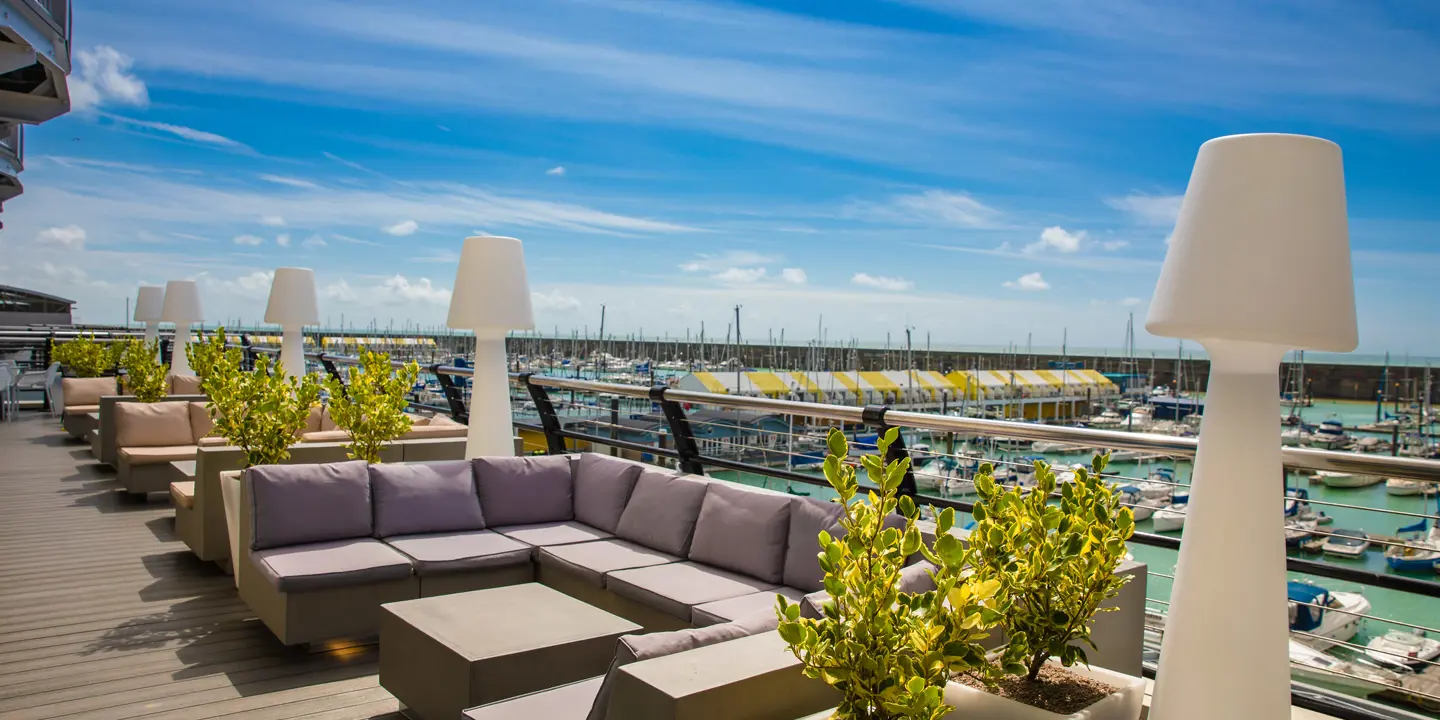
xmin=379 ymin=583 xmax=641 ymax=720
xmin=170 ymin=460 xmax=197 ymax=480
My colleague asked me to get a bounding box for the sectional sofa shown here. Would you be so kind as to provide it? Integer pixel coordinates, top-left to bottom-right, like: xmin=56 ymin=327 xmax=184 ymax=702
xmin=60 ymin=376 xmax=118 ymax=439
xmin=112 ymin=400 xmax=217 ymax=494
xmin=95 ymin=393 xmax=207 ymax=466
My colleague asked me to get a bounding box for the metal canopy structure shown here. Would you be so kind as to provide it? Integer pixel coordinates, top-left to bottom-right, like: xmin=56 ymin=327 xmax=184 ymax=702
xmin=0 ymin=284 xmax=73 ymax=324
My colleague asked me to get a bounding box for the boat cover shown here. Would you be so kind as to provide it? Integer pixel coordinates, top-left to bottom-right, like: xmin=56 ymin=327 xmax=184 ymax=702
xmin=1287 ymin=581 xmax=1331 ymax=631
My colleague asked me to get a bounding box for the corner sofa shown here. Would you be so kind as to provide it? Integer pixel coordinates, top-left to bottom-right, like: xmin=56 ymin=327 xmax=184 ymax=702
xmin=236 ymin=453 xmax=890 ymax=646
xmin=112 ymin=400 xmax=216 ymax=494
xmin=95 ymin=393 xmax=207 ymax=466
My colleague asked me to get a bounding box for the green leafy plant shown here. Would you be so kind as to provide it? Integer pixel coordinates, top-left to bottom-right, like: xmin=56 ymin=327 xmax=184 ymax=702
xmin=187 ymin=327 xmax=241 ymax=392
xmin=205 ymin=352 xmax=321 ymax=468
xmin=50 ymin=334 xmax=116 ymax=378
xmin=776 ymin=428 xmax=1003 ymax=720
xmin=117 ymin=339 xmax=169 ymax=403
xmin=967 ymin=456 xmax=1135 ymax=682
xmin=322 ymin=349 xmax=419 ymax=463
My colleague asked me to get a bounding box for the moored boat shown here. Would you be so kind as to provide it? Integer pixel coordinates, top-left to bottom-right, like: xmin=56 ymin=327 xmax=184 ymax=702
xmin=1322 ymin=529 xmax=1371 ymax=558
xmin=1288 ymin=580 xmax=1369 ymax=649
xmin=1152 ymin=503 xmax=1186 ymax=532
xmin=1289 ymin=640 xmax=1404 ymax=697
xmin=1313 ymin=471 xmax=1385 ymax=488
xmin=1117 ymin=485 xmax=1167 ymax=521
xmin=1385 ymin=506 xmax=1440 ymax=572
xmin=1386 ymin=477 xmax=1437 ymax=496
xmin=1365 ymin=629 xmax=1440 ymax=669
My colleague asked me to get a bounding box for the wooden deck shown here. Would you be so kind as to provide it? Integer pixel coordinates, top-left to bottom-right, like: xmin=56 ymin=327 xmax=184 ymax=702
xmin=0 ymin=414 xmax=403 ymax=720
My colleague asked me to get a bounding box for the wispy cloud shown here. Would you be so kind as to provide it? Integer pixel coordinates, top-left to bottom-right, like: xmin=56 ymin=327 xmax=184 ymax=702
xmin=38 ymin=225 xmax=88 ymax=250
xmin=679 ymin=251 xmax=777 ymax=273
xmin=104 ymin=114 xmax=247 ymax=149
xmin=851 ymin=190 xmax=1003 ymax=228
xmin=851 ymin=273 xmax=914 ymax=291
xmin=546 ymin=166 xmax=566 ymax=177
xmin=233 ymin=234 xmax=265 ymax=246
xmin=383 ymin=219 xmax=419 ymax=236
xmin=332 ymin=234 xmax=383 ymax=247
xmin=1024 ymin=226 xmax=1084 ymax=254
xmin=781 ymin=268 xmax=807 ymax=285
xmin=1106 ymin=193 xmax=1183 ymax=226
xmin=1002 ymin=271 xmax=1050 ymax=291
xmin=260 ymin=215 xmax=286 ymax=227
xmin=259 ymin=174 xmax=321 ymax=189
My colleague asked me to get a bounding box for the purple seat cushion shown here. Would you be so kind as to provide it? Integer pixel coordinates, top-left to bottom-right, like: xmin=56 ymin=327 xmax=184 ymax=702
xmin=613 ymin=470 xmax=708 ymax=556
xmin=472 ymin=455 xmax=574 ymax=527
xmin=781 ymin=497 xmax=846 ymax=591
xmin=692 ymin=587 xmax=806 ymax=626
xmin=687 ymin=483 xmax=794 ymax=584
xmin=251 ymin=538 xmax=413 ymax=593
xmin=495 ymin=521 xmax=613 ymax=550
xmin=573 ymin=454 xmax=643 ymax=533
xmin=369 ymin=461 xmax=485 ymax=538
xmin=605 ymin=561 xmax=778 ymax=621
xmin=537 ymin=539 xmax=680 ymax=588
xmin=249 ymin=460 xmax=372 ymax=550
xmin=383 ymin=530 xmax=532 ymax=575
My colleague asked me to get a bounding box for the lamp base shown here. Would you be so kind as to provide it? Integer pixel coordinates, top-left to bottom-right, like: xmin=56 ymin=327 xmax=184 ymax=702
xmin=279 ymin=327 xmax=305 ymax=379
xmin=1150 ymin=339 xmax=1290 ymax=720
xmin=465 ymin=335 xmax=517 ymax=458
xmin=169 ymin=323 xmax=193 ymax=377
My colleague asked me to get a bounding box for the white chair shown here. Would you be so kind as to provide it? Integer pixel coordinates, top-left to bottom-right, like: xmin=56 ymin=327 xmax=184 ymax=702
xmin=0 ymin=363 xmax=14 ymax=422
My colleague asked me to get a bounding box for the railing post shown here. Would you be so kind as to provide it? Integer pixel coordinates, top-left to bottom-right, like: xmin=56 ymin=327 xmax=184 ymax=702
xmin=239 ymin=336 xmax=258 ymax=371
xmin=320 ymin=353 xmax=345 ymax=385
xmin=431 ymin=363 xmax=468 ymax=423
xmin=519 ymin=373 xmax=566 ymax=455
xmin=650 ymin=385 xmax=704 ymax=475
xmin=609 ymin=396 xmax=620 ymax=457
xmin=862 ymin=404 xmax=917 ymax=499
xmin=159 ymin=337 xmax=172 ymax=366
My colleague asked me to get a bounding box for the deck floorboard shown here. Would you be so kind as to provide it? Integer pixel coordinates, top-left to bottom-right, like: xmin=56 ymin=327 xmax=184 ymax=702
xmin=0 ymin=415 xmax=400 ymax=720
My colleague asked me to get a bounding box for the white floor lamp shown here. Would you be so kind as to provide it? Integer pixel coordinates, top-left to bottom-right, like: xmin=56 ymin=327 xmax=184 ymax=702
xmin=446 ymin=236 xmax=535 ymax=458
xmin=264 ymin=268 xmax=319 ymax=379
xmin=1147 ymin=134 xmax=1357 ymax=720
xmin=161 ymin=280 xmax=205 ymax=378
xmin=134 ymin=286 xmax=164 ymax=353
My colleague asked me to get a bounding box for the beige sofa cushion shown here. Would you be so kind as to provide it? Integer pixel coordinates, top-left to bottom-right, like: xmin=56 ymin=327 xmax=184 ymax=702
xmin=63 ymin=404 xmax=100 ymax=416
xmin=303 ymin=405 xmax=325 ymax=434
xmin=116 ymin=401 xmax=196 ymax=448
xmin=169 ymin=374 xmax=203 ymax=395
xmin=189 ymin=402 xmax=215 ymax=441
xmin=403 ymin=415 xmax=467 ymax=439
xmin=120 ymin=445 xmax=198 ymax=465
xmin=300 ymin=430 xmax=351 ymax=443
xmin=197 ymin=436 xmax=230 ymax=448
xmin=320 ymin=407 xmax=338 ymax=431
xmin=62 ymin=377 xmax=117 ymax=408
xmin=170 ymin=481 xmax=196 ymax=509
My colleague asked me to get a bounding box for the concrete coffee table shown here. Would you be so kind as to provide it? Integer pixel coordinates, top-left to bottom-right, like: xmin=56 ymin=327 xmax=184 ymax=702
xmin=379 ymin=583 xmax=641 ymax=720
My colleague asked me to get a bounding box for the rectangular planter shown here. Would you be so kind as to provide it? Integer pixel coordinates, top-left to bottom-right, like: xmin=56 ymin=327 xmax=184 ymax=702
xmin=940 ymin=662 xmax=1144 ymax=720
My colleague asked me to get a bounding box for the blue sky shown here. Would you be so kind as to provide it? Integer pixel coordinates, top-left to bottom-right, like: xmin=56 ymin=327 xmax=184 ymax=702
xmin=4 ymin=0 xmax=1440 ymax=355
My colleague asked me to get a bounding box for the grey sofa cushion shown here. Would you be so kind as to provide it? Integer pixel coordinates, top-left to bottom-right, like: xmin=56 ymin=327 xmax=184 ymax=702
xmin=573 ymin=454 xmax=643 ymax=533
xmin=798 ymin=561 xmax=935 ymax=620
xmin=538 ymin=539 xmax=680 ymax=587
xmin=384 ymin=530 xmax=533 ymax=575
xmin=688 ymin=483 xmax=793 ymax=584
xmin=605 ymin=561 xmax=778 ymax=621
xmin=496 ymin=521 xmax=613 ymax=550
xmin=465 ymin=676 xmax=603 ymax=720
xmin=613 ymin=470 xmax=708 ymax=556
xmin=782 ymin=497 xmax=846 ymax=591
xmin=692 ymin=587 xmax=806 ymax=626
xmin=249 ymin=460 xmax=372 ymax=550
xmin=586 ymin=610 xmax=779 ymax=720
xmin=370 ymin=461 xmax=486 ymax=538
xmin=472 ymin=455 xmax=574 ymax=527
xmin=250 ymin=538 xmax=413 ymax=592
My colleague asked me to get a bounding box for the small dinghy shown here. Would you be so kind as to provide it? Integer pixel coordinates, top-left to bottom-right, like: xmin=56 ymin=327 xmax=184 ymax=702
xmin=1322 ymin=529 xmax=1371 ymax=558
xmin=1365 ymin=629 xmax=1440 ymax=669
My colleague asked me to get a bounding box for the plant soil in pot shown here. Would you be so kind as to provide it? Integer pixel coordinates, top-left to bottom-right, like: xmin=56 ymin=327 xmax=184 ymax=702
xmin=944 ymin=661 xmax=1144 ymax=720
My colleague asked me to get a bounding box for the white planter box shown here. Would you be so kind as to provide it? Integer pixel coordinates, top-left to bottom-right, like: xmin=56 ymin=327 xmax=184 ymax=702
xmin=940 ymin=663 xmax=1145 ymax=720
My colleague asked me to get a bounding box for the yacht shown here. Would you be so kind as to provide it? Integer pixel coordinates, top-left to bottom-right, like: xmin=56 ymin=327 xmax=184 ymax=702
xmin=1313 ymin=471 xmax=1385 ymax=489
xmin=1385 ymin=513 xmax=1440 ymax=573
xmin=1365 ymin=629 xmax=1440 ymax=669
xmin=1309 ymin=420 xmax=1351 ymax=450
xmin=1152 ymin=503 xmax=1187 ymax=532
xmin=1386 ymin=478 xmax=1437 ymax=496
xmin=1289 ymin=640 xmax=1404 ymax=697
xmin=1281 ymin=427 xmax=1313 ymax=447
xmin=1288 ymin=581 xmax=1369 ymax=650
xmin=1134 ymin=468 xmax=1178 ymax=501
xmin=1085 ymin=409 xmax=1126 ymax=430
xmin=1322 ymin=529 xmax=1371 ymax=558
xmin=1286 ymin=519 xmax=1317 ymax=547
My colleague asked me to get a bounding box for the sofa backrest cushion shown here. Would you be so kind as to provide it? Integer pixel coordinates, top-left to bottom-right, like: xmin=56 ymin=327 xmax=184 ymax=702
xmin=586 ymin=610 xmax=778 ymax=720
xmin=370 ymin=461 xmax=486 ymax=537
xmin=62 ymin=376 xmax=117 ymax=407
xmin=249 ymin=460 xmax=372 ymax=550
xmin=614 ymin=469 xmax=708 ymax=556
xmin=188 ymin=402 xmax=215 ymax=442
xmin=573 ymin=454 xmax=643 ymax=534
xmin=320 ymin=407 xmax=339 ymax=432
xmin=782 ymin=497 xmax=846 ymax=591
xmin=115 ymin=400 xmax=195 ymax=448
xmin=472 ymin=455 xmax=574 ymax=527
xmin=302 ymin=405 xmax=325 ymax=434
xmin=169 ymin=374 xmax=203 ymax=395
xmin=688 ymin=482 xmax=793 ymax=583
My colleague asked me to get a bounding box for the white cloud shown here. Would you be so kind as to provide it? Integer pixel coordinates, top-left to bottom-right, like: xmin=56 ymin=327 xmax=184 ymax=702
xmin=41 ymin=262 xmax=91 ymax=285
xmin=70 ymin=46 xmax=149 ymax=113
xmin=1120 ymin=297 xmax=1144 ymax=307
xmin=546 ymin=166 xmax=566 ymax=176
xmin=323 ymin=279 xmax=359 ymax=302
xmin=859 ymin=190 xmax=1002 ymax=228
xmin=1002 ymin=272 xmax=1050 ymax=291
xmin=302 ymin=235 xmax=327 ymax=248
xmin=333 ymin=234 xmax=383 ymax=247
xmin=781 ymin=267 xmax=807 ymax=284
xmin=233 ymin=234 xmax=265 ymax=246
xmin=384 ymin=219 xmax=420 ymax=236
xmin=275 ymin=233 xmax=291 ymax=248
xmin=437 ymin=125 xmax=451 ymax=132
xmin=259 ymin=174 xmax=321 ymax=189
xmin=532 ymin=290 xmax=582 ymax=312
xmin=260 ymin=215 xmax=286 ymax=227
xmin=37 ymin=225 xmax=87 ymax=250
xmin=679 ymin=251 xmax=776 ymax=273
xmin=1025 ymin=226 xmax=1085 ymax=254
xmin=324 ymin=274 xmax=451 ymax=306
xmin=1101 ymin=240 xmax=1130 ymax=251
xmin=851 ymin=273 xmax=914 ymax=291
xmin=713 ymin=267 xmax=769 ymax=285
xmin=205 ymin=270 xmax=275 ymax=299
xmin=106 ymin=115 xmax=245 ymax=148
xmin=379 ymin=275 xmax=450 ymax=304
xmin=1106 ymin=194 xmax=1184 ymax=226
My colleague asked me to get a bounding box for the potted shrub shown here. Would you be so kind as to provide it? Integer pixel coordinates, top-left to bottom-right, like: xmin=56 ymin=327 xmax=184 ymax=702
xmin=117 ymin=339 xmax=169 ymax=402
xmin=204 ymin=349 xmax=321 ymax=468
xmin=948 ymin=456 xmax=1144 ymax=720
xmin=776 ymin=428 xmax=1004 ymax=720
xmin=187 ymin=327 xmax=241 ymax=394
xmin=50 ymin=334 xmax=116 ymax=378
xmin=321 ymin=349 xmax=420 ymax=463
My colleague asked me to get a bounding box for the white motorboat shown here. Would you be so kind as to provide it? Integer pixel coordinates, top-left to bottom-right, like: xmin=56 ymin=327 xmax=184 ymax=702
xmin=1286 ymin=519 xmax=1317 ymax=547
xmin=1309 ymin=420 xmax=1352 ymax=450
xmin=1030 ymin=440 xmax=1084 ymax=453
xmin=1289 ymin=639 xmax=1404 ymax=697
xmin=1132 ymin=468 xmax=1178 ymax=501
xmin=1322 ymin=529 xmax=1371 ymax=558
xmin=1288 ymin=581 xmax=1369 ymax=649
xmin=1103 ymin=448 xmax=1143 ymax=462
xmin=1365 ymin=629 xmax=1440 ymax=669
xmin=1085 ymin=409 xmax=1126 ymax=430
xmin=1386 ymin=478 xmax=1437 ymax=496
xmin=1313 ymin=471 xmax=1385 ymax=489
xmin=1281 ymin=427 xmax=1313 ymax=447
xmin=1117 ymin=485 xmax=1167 ymax=521
xmin=1152 ymin=504 xmax=1186 ymax=532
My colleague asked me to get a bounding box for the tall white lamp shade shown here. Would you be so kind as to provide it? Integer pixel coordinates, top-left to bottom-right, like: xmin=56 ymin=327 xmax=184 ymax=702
xmin=264 ymin=268 xmax=320 ymax=379
xmin=160 ymin=280 xmax=204 ymax=378
xmin=446 ymin=236 xmax=535 ymax=458
xmin=1146 ymin=134 xmax=1356 ymax=720
xmin=133 ymin=286 xmax=165 ymax=350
